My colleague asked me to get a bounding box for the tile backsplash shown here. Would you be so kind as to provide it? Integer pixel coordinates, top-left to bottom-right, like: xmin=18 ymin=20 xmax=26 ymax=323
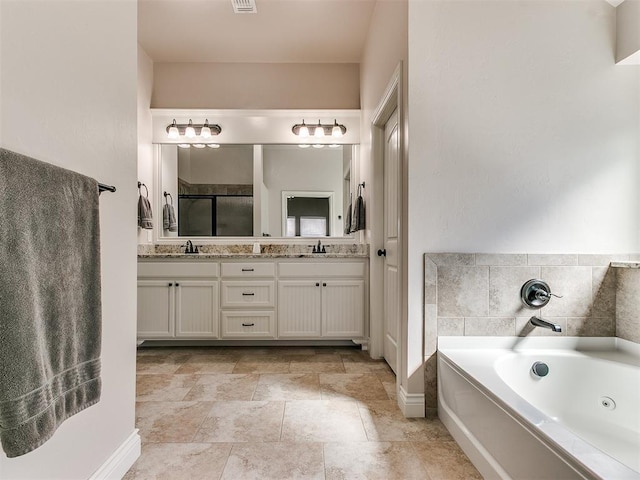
xmin=423 ymin=253 xmax=638 ymax=412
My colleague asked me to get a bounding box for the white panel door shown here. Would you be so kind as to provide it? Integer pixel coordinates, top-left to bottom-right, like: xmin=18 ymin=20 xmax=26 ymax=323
xmin=322 ymin=280 xmax=364 ymax=338
xmin=137 ymin=280 xmax=174 ymax=339
xmin=383 ymin=109 xmax=400 ymax=373
xmin=278 ymin=280 xmax=322 ymax=337
xmin=175 ymin=280 xmax=219 ymax=338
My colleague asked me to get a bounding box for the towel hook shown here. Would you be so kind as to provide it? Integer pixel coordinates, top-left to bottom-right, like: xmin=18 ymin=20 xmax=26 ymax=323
xmin=164 ymin=191 xmax=173 ymax=205
xmin=138 ymin=181 xmax=149 ymax=197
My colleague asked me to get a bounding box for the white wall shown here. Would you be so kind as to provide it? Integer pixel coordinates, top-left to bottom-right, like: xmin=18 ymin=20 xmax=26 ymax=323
xmin=263 ymin=146 xmax=344 ymax=236
xmin=152 ymin=63 xmax=360 ymax=109
xmin=408 ymin=0 xmax=640 ymax=380
xmin=0 ymin=0 xmax=139 ymax=478
xmin=138 ymin=45 xmax=154 ymax=245
xmin=177 ymin=145 xmax=253 ymax=184
xmin=616 ymin=0 xmax=640 ymax=64
xmin=359 ymin=0 xmax=412 ymax=399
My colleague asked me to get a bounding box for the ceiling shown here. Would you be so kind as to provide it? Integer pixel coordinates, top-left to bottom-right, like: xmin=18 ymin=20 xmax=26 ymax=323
xmin=138 ymin=0 xmax=377 ymax=63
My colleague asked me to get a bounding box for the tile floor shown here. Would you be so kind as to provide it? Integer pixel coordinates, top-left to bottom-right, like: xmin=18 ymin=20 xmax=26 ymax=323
xmin=125 ymin=346 xmax=482 ymax=480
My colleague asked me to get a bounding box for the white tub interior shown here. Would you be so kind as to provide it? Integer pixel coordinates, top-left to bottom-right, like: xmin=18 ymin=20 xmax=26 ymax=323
xmin=438 ymin=337 xmax=640 ymax=480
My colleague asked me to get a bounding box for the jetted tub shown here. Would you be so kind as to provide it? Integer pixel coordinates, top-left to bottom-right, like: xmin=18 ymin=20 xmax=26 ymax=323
xmin=437 ymin=336 xmax=640 ymax=480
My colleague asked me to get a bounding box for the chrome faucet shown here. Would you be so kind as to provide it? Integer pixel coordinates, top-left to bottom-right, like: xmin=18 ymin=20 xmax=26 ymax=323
xmin=312 ymin=240 xmax=326 ymax=254
xmin=529 ymin=316 xmax=562 ymax=332
xmin=183 ymin=240 xmax=198 ymax=254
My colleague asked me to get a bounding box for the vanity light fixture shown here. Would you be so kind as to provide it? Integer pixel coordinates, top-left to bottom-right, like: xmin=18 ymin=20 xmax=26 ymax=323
xmin=331 ymin=120 xmax=343 ymax=138
xmin=185 ymin=120 xmax=196 ymax=138
xmin=207 ymin=143 xmax=220 ymax=149
xmin=298 ymin=144 xmax=311 ymax=149
xmin=298 ymin=121 xmax=309 ymax=138
xmin=165 ymin=119 xmax=222 ymax=140
xmin=178 ymin=144 xmax=191 ymax=149
xmin=329 ymin=144 xmax=340 ymax=148
xmin=292 ymin=119 xmax=346 ymax=139
xmin=200 ymin=120 xmax=212 ymax=139
xmin=167 ymin=119 xmax=179 ymax=139
xmin=312 ymin=144 xmax=324 ymax=149
xmin=192 ymin=143 xmax=206 ymax=149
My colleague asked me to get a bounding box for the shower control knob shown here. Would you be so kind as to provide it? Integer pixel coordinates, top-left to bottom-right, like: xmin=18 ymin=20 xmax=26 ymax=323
xmin=531 ymin=361 xmax=549 ymax=377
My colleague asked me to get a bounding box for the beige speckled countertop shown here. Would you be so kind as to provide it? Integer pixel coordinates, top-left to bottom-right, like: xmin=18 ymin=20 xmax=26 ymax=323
xmin=138 ymin=253 xmax=368 ymax=259
xmin=137 ymin=243 xmax=369 ymax=259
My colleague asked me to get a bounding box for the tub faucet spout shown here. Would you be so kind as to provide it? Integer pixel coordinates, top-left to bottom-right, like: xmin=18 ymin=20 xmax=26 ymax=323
xmin=529 ymin=316 xmax=562 ymax=332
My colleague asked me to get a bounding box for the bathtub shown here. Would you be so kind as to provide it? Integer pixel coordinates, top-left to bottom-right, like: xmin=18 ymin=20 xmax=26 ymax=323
xmin=437 ymin=336 xmax=640 ymax=480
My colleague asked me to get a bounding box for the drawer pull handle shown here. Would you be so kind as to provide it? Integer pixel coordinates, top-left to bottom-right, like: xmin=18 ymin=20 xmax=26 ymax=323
xmin=242 ymin=323 xmax=255 ymax=327
xmin=241 ymin=268 xmax=254 ymax=272
xmin=242 ymin=292 xmax=255 ymax=296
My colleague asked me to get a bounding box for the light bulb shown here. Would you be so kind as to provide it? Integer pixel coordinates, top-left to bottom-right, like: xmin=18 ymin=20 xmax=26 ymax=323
xmin=167 ymin=119 xmax=179 ymax=139
xmin=193 ymin=144 xmax=205 ymax=149
xmin=314 ymin=120 xmax=324 ymax=138
xmin=178 ymin=144 xmax=190 ymax=149
xmin=332 ymin=120 xmax=343 ymax=138
xmin=201 ymin=119 xmax=212 ymax=139
xmin=299 ymin=121 xmax=309 ymax=138
xmin=207 ymin=143 xmax=220 ymax=149
xmin=185 ymin=120 xmax=196 ymax=138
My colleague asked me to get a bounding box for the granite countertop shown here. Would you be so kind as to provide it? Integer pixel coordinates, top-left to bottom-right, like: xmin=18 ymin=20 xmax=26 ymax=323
xmin=138 ymin=252 xmax=368 ymax=259
xmin=137 ymin=243 xmax=369 ymax=259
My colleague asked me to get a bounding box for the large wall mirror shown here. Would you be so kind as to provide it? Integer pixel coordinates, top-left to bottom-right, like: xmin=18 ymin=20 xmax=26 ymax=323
xmin=157 ymin=143 xmax=356 ymax=239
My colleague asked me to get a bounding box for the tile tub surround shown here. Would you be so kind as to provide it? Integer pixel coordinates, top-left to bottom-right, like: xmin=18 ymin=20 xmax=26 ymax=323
xmin=125 ymin=346 xmax=481 ymax=480
xmin=423 ymin=253 xmax=635 ymax=412
xmin=137 ymin=243 xmax=369 ymax=258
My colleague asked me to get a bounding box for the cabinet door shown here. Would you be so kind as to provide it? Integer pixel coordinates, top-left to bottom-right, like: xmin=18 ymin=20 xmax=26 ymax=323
xmin=137 ymin=280 xmax=174 ymax=339
xmin=278 ymin=280 xmax=322 ymax=338
xmin=322 ymin=280 xmax=364 ymax=338
xmin=175 ymin=280 xmax=219 ymax=338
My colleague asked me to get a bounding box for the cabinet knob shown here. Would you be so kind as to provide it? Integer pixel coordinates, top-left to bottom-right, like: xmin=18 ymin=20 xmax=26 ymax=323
xmin=323 ymin=283 xmax=327 ymax=287
xmin=316 ymin=283 xmax=320 ymax=287
xmin=175 ymin=283 xmax=180 ymax=287
xmin=168 ymin=283 xmax=173 ymax=287
xmin=377 ymin=249 xmax=387 ymax=257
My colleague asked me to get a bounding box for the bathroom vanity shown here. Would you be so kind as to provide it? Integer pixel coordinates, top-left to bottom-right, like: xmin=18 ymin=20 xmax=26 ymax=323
xmin=137 ymin=253 xmax=369 ymax=345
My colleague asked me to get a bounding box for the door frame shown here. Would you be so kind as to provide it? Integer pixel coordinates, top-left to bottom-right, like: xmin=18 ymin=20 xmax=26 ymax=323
xmin=369 ymin=62 xmax=404 ymax=391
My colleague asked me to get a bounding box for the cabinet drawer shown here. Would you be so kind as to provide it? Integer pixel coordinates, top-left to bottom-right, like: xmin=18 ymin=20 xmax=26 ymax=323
xmin=278 ymin=262 xmax=365 ymax=278
xmin=221 ymin=262 xmax=275 ymax=277
xmin=138 ymin=261 xmax=219 ymax=278
xmin=221 ymin=281 xmax=275 ymax=308
xmin=221 ymin=311 xmax=276 ymax=339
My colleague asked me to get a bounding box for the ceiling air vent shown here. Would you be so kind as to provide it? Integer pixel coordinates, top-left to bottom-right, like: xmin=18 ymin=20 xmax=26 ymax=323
xmin=232 ymin=0 xmax=257 ymax=14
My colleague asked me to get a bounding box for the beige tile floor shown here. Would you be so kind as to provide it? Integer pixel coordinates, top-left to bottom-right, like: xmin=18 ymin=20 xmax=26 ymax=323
xmin=125 ymin=346 xmax=482 ymax=480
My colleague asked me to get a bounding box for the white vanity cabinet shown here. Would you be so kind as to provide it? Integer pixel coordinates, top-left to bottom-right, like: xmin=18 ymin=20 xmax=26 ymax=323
xmin=137 ymin=257 xmax=367 ymax=343
xmin=137 ymin=262 xmax=220 ymax=340
xmin=278 ymin=261 xmax=366 ymax=339
xmin=220 ymin=261 xmax=277 ymax=339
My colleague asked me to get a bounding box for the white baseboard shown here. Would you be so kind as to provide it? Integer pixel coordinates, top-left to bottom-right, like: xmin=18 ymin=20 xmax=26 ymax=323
xmin=398 ymin=386 xmax=425 ymax=418
xmin=89 ymin=430 xmax=141 ymax=480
